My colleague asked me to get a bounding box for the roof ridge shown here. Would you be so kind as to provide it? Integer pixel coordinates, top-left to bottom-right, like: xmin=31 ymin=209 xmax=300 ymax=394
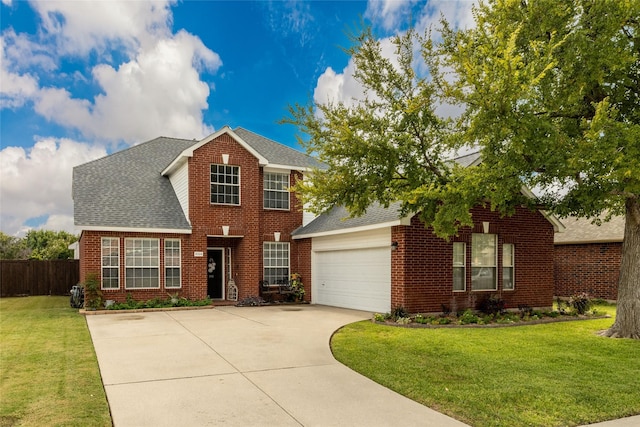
xmin=233 ymin=126 xmax=297 ymax=149
xmin=74 ymin=136 xmax=198 ymax=170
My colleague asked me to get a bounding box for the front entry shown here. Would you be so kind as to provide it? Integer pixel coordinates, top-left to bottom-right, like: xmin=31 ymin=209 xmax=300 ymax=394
xmin=207 ymin=249 xmax=224 ymax=299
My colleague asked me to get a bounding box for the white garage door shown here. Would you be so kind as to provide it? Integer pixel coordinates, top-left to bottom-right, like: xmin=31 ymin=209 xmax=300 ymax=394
xmin=314 ymin=246 xmax=391 ymax=313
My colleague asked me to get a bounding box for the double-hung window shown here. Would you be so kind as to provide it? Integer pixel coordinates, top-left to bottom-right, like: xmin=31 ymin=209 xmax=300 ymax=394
xmin=452 ymin=242 xmax=466 ymax=291
xmin=471 ymin=233 xmax=497 ymax=291
xmin=503 ymin=243 xmax=515 ymax=290
xmin=101 ymin=237 xmax=119 ymax=289
xmin=263 ymin=242 xmax=289 ymax=285
xmin=264 ymin=172 xmax=290 ymax=210
xmin=165 ymin=239 xmax=181 ymax=289
xmin=125 ymin=238 xmax=159 ymax=289
xmin=211 ymin=164 xmax=240 ymax=205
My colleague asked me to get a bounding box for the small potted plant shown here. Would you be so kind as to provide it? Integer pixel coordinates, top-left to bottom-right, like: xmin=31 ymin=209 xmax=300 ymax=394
xmin=83 ymin=272 xmax=103 ymax=311
xmin=290 ymin=273 xmax=305 ymax=302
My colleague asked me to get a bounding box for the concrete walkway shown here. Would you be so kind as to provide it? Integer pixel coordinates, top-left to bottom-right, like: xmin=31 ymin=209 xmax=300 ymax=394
xmin=86 ymin=305 xmax=468 ymax=426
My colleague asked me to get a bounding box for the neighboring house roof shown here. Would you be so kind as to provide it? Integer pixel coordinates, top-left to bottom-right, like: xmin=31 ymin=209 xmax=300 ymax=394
xmin=74 ymin=126 xmax=322 ymax=233
xmin=554 ymin=215 xmax=625 ymax=244
xmin=73 ymin=136 xmax=195 ymax=233
xmin=292 ymin=202 xmax=411 ymax=239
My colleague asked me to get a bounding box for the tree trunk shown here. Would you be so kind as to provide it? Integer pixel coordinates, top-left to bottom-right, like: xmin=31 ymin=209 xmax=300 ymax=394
xmin=600 ymin=198 xmax=640 ymax=339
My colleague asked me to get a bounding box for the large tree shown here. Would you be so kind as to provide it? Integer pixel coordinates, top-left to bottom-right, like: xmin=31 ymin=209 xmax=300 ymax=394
xmin=25 ymin=230 xmax=77 ymax=260
xmin=285 ymin=0 xmax=640 ymax=338
xmin=0 ymin=232 xmax=29 ymax=260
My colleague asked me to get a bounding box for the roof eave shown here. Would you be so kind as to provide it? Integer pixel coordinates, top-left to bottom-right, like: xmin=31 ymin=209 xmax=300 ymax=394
xmin=292 ymin=216 xmax=412 ymax=240
xmin=162 ymin=126 xmax=272 ymax=176
xmin=519 ymin=186 xmax=565 ymax=233
xmin=75 ymin=225 xmax=192 ymax=234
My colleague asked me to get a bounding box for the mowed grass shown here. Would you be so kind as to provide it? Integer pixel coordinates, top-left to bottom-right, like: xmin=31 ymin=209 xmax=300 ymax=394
xmin=0 ymin=297 xmax=111 ymax=427
xmin=331 ymin=304 xmax=640 ymax=427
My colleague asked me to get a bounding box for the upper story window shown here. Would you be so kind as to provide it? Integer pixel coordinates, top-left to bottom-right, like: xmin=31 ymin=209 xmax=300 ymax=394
xmin=471 ymin=233 xmax=497 ymax=291
xmin=264 ymin=172 xmax=290 ymax=210
xmin=211 ymin=164 xmax=240 ymax=205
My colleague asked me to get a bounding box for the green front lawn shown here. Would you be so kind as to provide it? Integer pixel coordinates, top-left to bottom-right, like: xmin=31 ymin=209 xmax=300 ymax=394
xmin=0 ymin=297 xmax=111 ymax=427
xmin=331 ymin=304 xmax=640 ymax=427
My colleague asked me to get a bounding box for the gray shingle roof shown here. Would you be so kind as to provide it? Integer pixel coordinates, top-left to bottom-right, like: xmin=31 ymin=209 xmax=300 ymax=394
xmin=73 ymin=128 xmax=325 ymax=231
xmin=73 ymin=137 xmax=196 ymax=231
xmin=233 ymin=127 xmax=326 ymax=170
xmin=292 ymin=203 xmax=405 ymax=237
xmin=292 ymin=152 xmax=482 ymax=237
xmin=452 ymin=151 xmax=481 ymax=167
xmin=554 ymin=215 xmax=625 ymax=244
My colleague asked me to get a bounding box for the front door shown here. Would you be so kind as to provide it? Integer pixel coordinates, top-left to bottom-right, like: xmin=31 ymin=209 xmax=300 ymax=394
xmin=207 ymin=249 xmax=224 ymax=299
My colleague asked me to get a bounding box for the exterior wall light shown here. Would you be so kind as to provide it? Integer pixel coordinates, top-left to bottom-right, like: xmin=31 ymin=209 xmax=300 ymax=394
xmin=391 ymin=241 xmax=399 ymax=251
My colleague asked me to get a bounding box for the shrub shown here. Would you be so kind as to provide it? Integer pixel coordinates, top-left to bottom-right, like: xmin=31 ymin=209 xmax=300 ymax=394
xmin=391 ymin=306 xmax=408 ymax=321
xmin=441 ymin=304 xmax=451 ymax=316
xmin=479 ymin=294 xmax=505 ymax=315
xmin=396 ymin=317 xmax=411 ymax=325
xmin=458 ymin=309 xmax=479 ymax=325
xmin=518 ymin=304 xmax=533 ymax=318
xmin=83 ymin=273 xmax=103 ymax=310
xmin=569 ymin=292 xmax=592 ymax=315
xmin=414 ymin=314 xmax=435 ymax=324
xmin=373 ymin=313 xmax=387 ymax=322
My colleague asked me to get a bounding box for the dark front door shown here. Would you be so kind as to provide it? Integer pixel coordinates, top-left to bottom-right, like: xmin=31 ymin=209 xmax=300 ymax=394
xmin=207 ymin=249 xmax=224 ymax=299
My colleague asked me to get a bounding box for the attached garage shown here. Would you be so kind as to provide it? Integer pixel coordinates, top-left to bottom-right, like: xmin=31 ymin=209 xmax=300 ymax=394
xmin=311 ymin=228 xmax=391 ymax=313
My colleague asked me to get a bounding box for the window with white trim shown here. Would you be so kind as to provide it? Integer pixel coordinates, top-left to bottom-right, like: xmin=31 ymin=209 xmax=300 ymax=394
xmin=503 ymin=243 xmax=515 ymax=290
xmin=263 ymin=242 xmax=289 ymax=285
xmin=101 ymin=237 xmax=119 ymax=289
xmin=453 ymin=242 xmax=466 ymax=291
xmin=471 ymin=233 xmax=497 ymax=291
xmin=264 ymin=172 xmax=290 ymax=210
xmin=165 ymin=239 xmax=181 ymax=289
xmin=125 ymin=238 xmax=159 ymax=289
xmin=211 ymin=164 xmax=240 ymax=205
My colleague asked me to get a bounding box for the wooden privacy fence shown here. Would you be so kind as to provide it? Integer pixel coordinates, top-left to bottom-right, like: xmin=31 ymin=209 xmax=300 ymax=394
xmin=0 ymin=260 xmax=79 ymax=297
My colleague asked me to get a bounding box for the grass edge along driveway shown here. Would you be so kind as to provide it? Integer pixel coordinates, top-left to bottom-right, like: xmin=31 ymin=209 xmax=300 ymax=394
xmin=331 ymin=304 xmax=640 ymax=427
xmin=0 ymin=296 xmax=111 ymax=427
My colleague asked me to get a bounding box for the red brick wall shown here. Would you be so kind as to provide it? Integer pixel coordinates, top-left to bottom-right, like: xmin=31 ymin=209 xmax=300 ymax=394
xmin=78 ymin=132 xmax=307 ymax=303
xmin=293 ymin=239 xmax=311 ymax=302
xmin=78 ymin=231 xmax=191 ymax=302
xmin=391 ymin=206 xmax=555 ymax=313
xmin=554 ymin=243 xmax=621 ymax=300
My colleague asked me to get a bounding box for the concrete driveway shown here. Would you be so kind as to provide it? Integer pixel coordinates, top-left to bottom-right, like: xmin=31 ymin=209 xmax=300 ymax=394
xmin=86 ymin=305 xmax=468 ymax=426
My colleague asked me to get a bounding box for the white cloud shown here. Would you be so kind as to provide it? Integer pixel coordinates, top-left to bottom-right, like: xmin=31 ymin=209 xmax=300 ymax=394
xmin=365 ymin=0 xmax=417 ymax=32
xmin=30 ymin=0 xmax=176 ymax=56
xmin=1 ymin=28 xmax=57 ymax=72
xmin=0 ymin=33 xmax=41 ymax=108
xmin=0 ymin=138 xmax=107 ymax=235
xmin=314 ymin=1 xmax=475 ymax=116
xmin=414 ymin=0 xmax=476 ymax=36
xmin=1 ymin=0 xmax=224 ymax=235
xmin=313 ymin=36 xmax=398 ymax=108
xmin=34 ymin=30 xmax=221 ymax=143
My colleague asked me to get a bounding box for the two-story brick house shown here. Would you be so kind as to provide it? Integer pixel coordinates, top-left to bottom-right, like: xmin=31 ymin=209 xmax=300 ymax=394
xmin=73 ymin=126 xmax=322 ymax=303
xmin=74 ymin=129 xmax=564 ymax=313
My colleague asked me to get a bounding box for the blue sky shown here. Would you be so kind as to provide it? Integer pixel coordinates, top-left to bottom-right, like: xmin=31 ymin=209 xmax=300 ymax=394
xmin=0 ymin=0 xmax=474 ymax=236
